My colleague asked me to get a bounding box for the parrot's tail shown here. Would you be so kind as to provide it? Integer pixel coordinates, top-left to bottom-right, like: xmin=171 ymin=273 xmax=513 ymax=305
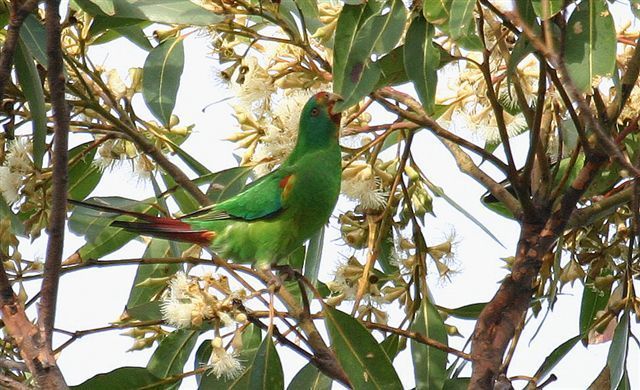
xmin=111 ymin=220 xmax=215 ymax=246
xmin=69 ymin=199 xmax=215 ymax=245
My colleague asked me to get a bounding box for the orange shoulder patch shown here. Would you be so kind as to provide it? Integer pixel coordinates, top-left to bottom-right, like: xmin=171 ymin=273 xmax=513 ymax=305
xmin=279 ymin=174 xmax=296 ymax=200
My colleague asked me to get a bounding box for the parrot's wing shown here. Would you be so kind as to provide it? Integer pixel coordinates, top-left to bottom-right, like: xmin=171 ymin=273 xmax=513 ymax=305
xmin=183 ymin=166 xmax=295 ymax=222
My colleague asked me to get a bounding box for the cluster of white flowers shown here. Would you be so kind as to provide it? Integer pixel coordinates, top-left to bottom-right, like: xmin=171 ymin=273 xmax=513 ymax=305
xmin=160 ymin=272 xmax=248 ymax=329
xmin=341 ymin=161 xmax=388 ymax=211
xmin=0 ymin=138 xmax=33 ymax=205
xmin=436 ymin=52 xmax=538 ymax=143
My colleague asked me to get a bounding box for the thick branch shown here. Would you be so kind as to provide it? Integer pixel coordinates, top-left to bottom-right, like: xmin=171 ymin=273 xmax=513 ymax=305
xmin=470 ymin=153 xmax=608 ymax=388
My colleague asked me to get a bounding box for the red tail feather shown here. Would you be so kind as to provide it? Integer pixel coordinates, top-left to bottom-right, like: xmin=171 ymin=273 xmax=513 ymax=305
xmin=111 ymin=218 xmax=215 ymax=245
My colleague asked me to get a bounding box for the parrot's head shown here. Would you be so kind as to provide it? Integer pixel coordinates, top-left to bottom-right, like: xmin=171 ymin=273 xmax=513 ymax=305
xmin=307 ymin=92 xmax=343 ymax=127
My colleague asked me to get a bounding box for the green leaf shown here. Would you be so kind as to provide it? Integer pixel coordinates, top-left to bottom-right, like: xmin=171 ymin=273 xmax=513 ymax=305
xmin=449 ymin=0 xmax=475 ymax=40
xmin=148 ymin=329 xmax=200 ymax=384
xmin=247 ymin=336 xmax=284 ymax=390
xmin=303 ymin=227 xmax=324 ymax=300
xmin=194 ymin=339 xmax=213 ymax=385
xmin=424 ymin=177 xmax=505 ymax=248
xmin=404 ymin=16 xmax=439 ymax=114
xmin=324 ymin=306 xmax=402 ymax=389
xmin=14 ymin=41 xmax=46 ymax=169
xmin=564 ymin=0 xmax=616 ymax=92
xmin=205 ymin=166 xmax=252 ymax=203
xmin=423 ymin=0 xmax=451 ymax=25
xmin=333 ymin=0 xmax=406 ymax=110
xmin=19 ymin=15 xmax=47 ymax=66
xmin=380 ymin=334 xmax=405 ymax=361
xmin=198 ymin=324 xmax=263 ymax=389
xmin=126 ymin=239 xmax=182 ymax=308
xmin=437 ymin=302 xmax=487 ymax=320
xmin=532 ymin=334 xmax=581 ymax=382
xmin=77 ymin=0 xmax=225 ymax=25
xmin=632 ymin=0 xmax=640 ymax=19
xmin=0 ymin=197 xmax=24 ymax=236
xmin=68 ymin=197 xmax=157 ymax=261
xmin=607 ymin=311 xmax=630 ymax=390
xmin=162 ymin=172 xmax=200 ymax=214
xmin=143 ymin=36 xmax=184 ymax=126
xmin=67 ymin=143 xmax=102 ymax=200
xmin=71 ymin=367 xmax=162 ymax=390
xmin=411 ymin=298 xmax=448 ymax=390
xmin=127 ymin=301 xmax=163 ymax=321
xmin=376 ymin=46 xmax=408 ymax=88
xmin=294 ymin=0 xmax=321 ymax=34
xmin=579 ymin=270 xmax=612 ymax=341
xmin=288 ymin=362 xmax=332 ymax=390
xmin=531 ymin=0 xmax=564 ymax=19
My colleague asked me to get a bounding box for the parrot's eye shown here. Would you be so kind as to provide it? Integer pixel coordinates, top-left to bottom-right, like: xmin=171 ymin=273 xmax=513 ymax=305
xmin=310 ymin=107 xmax=319 ymax=117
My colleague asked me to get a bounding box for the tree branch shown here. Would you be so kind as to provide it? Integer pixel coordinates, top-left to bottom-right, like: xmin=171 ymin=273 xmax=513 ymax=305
xmin=470 ymin=153 xmax=608 ymax=388
xmin=0 ymin=0 xmax=39 ymax=103
xmin=38 ymin=0 xmax=70 ymax=350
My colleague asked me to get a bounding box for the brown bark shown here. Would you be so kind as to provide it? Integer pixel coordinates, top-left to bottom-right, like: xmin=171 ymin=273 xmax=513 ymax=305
xmin=470 ymin=154 xmax=608 ymax=388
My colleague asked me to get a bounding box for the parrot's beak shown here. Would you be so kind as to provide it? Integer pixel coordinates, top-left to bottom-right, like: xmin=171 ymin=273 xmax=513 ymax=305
xmin=326 ymin=93 xmax=343 ymax=125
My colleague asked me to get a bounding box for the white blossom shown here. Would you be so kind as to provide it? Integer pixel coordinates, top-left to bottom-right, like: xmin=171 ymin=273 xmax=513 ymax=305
xmin=208 ymin=344 xmax=243 ymax=380
xmin=0 ymin=167 xmax=22 ymax=204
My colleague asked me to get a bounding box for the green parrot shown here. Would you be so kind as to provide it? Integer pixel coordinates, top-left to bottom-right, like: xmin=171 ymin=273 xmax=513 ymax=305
xmin=79 ymin=92 xmax=343 ymax=269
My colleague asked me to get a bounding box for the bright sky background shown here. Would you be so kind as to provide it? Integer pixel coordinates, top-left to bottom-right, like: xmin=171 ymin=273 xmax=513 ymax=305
xmin=15 ymin=18 xmax=640 ymax=389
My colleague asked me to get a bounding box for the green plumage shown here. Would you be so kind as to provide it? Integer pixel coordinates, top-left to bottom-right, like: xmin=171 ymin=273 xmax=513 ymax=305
xmin=113 ymin=92 xmax=342 ymax=268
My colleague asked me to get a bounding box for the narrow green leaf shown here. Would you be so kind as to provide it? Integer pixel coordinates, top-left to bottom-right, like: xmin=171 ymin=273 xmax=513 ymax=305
xmin=68 ymin=197 xmax=157 ymax=261
xmin=424 ymin=177 xmax=505 ymax=247
xmin=14 ymin=41 xmax=46 ymax=169
xmin=198 ymin=324 xmax=262 ymax=389
xmin=564 ymin=0 xmax=616 ymax=92
xmin=531 ymin=0 xmax=564 ymax=19
xmin=247 ymin=336 xmax=284 ymax=390
xmin=437 ymin=302 xmax=487 ymax=320
xmin=19 ymin=15 xmax=47 ymax=66
xmin=288 ymin=362 xmax=332 ymax=390
xmin=333 ymin=0 xmax=406 ymax=109
xmin=411 ymin=298 xmax=448 ymax=390
xmin=380 ymin=334 xmax=405 ymax=361
xmin=127 ymin=301 xmax=163 ymax=321
xmin=143 ymin=36 xmax=184 ymax=126
xmin=126 ymin=239 xmax=181 ymax=308
xmin=632 ymin=0 xmax=640 ymax=19
xmin=303 ymin=226 xmax=324 ymax=300
xmin=78 ymin=0 xmax=225 ymax=25
xmin=205 ymin=166 xmax=252 ymax=203
xmin=404 ymin=16 xmax=439 ymax=113
xmin=67 ymin=143 xmax=102 ymax=200
xmin=423 ymin=0 xmax=451 ymax=25
xmin=70 ymin=367 xmax=162 ymax=390
xmin=532 ymin=334 xmax=581 ymax=381
xmin=0 ymin=196 xmax=24 ymax=236
xmin=607 ymin=311 xmax=630 ymax=390
xmin=579 ymin=270 xmax=612 ymax=340
xmin=294 ymin=0 xmax=322 ymax=34
xmin=194 ymin=339 xmax=213 ymax=385
xmin=148 ymin=329 xmax=200 ymax=381
xmin=449 ymin=0 xmax=475 ymax=40
xmin=162 ymin=172 xmax=200 ymax=214
xmin=324 ymin=306 xmax=402 ymax=389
